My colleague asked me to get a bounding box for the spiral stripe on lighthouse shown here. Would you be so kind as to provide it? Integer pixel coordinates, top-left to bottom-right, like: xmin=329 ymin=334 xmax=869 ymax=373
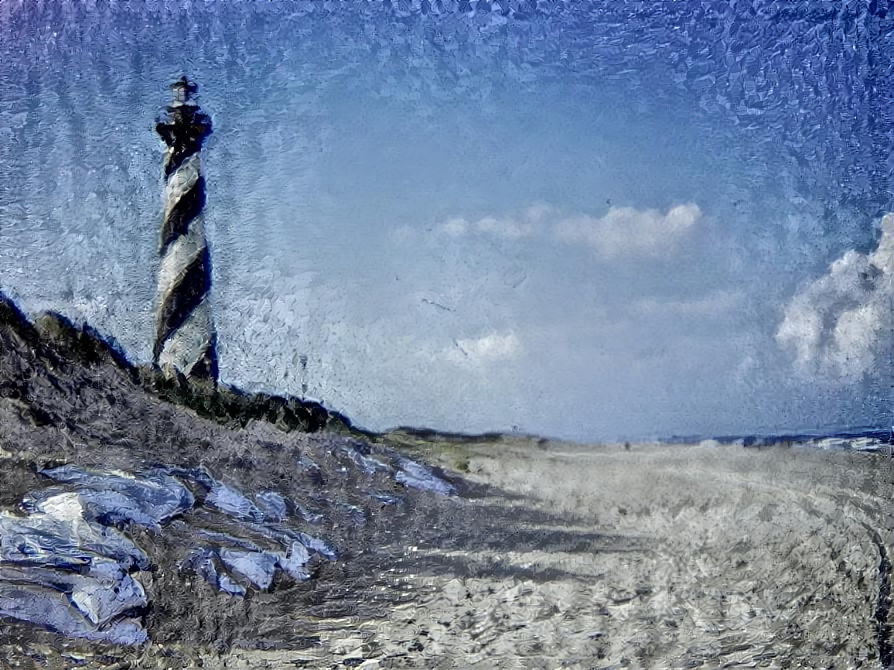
xmin=157 ymin=297 xmax=214 ymax=377
xmin=163 ymin=153 xmax=201 ymax=222
xmin=155 ymin=215 xmax=206 ymax=309
xmin=161 ymin=154 xmax=206 ymax=252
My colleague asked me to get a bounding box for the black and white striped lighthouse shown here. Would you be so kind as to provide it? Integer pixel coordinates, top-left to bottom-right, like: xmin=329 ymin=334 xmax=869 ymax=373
xmin=153 ymin=77 xmax=218 ymax=381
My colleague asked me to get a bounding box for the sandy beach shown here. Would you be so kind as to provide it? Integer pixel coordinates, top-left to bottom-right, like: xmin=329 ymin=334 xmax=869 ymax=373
xmin=159 ymin=436 xmax=894 ymax=669
xmin=1 ymin=424 xmax=893 ymax=668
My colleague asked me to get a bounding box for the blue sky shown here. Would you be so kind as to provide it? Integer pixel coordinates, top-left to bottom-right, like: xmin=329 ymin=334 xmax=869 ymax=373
xmin=0 ymin=1 xmax=891 ymax=441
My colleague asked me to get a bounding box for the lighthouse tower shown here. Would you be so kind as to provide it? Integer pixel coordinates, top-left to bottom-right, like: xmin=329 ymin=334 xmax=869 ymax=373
xmin=153 ymin=77 xmax=218 ymax=381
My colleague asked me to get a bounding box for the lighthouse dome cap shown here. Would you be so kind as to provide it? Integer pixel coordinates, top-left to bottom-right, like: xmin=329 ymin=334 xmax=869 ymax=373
xmin=170 ymin=76 xmax=198 ymax=94
xmin=170 ymin=77 xmax=200 ymax=105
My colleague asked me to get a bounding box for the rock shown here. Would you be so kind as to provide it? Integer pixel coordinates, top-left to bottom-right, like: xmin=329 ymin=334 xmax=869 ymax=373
xmin=184 ymin=523 xmax=326 ymax=595
xmin=186 ymin=518 xmax=328 ymax=592
xmin=294 ymin=503 xmax=324 ymax=525
xmin=183 ymin=548 xmax=246 ymax=597
xmin=336 ymin=502 xmax=367 ymax=525
xmin=204 ymin=483 xmax=267 ymax=523
xmin=185 ymin=540 xmax=314 ymax=595
xmin=275 ymin=541 xmax=312 ymax=582
xmin=25 ymin=487 xmax=169 ymax=532
xmin=292 ymin=529 xmax=337 ymax=561
xmin=162 ymin=466 xmax=216 ymax=491
xmin=0 ymin=485 xmax=151 ymax=644
xmin=0 ymin=292 xmax=465 ymax=649
xmin=0 ymin=562 xmax=146 ymax=626
xmin=255 ymin=490 xmax=288 ymax=522
xmin=396 ymin=458 xmax=456 ymax=496
xmin=70 ymin=573 xmax=146 ymax=627
xmin=0 ymin=502 xmax=149 ymax=571
xmin=246 ymin=523 xmax=337 ymax=562
xmin=371 ymin=493 xmax=404 ymax=506
xmin=219 ymin=548 xmax=279 ymax=590
xmin=0 ymin=582 xmax=147 ymax=645
xmin=36 ymin=465 xmax=195 ymax=530
xmin=338 ymin=442 xmax=393 ymax=476
xmin=176 ymin=476 xmax=338 ymax=596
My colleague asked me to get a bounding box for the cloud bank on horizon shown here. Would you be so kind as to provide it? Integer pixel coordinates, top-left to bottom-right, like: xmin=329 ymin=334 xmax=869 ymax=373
xmin=449 ymin=331 xmax=521 ymax=364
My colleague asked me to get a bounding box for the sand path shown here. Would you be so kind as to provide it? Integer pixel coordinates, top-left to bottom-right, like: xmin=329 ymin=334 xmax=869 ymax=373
xmin=282 ymin=439 xmax=894 ymax=669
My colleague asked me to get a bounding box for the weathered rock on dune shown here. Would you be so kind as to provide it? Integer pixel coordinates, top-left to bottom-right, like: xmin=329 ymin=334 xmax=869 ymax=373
xmin=0 ymin=459 xmax=359 ymax=643
xmin=26 ymin=464 xmax=195 ymax=530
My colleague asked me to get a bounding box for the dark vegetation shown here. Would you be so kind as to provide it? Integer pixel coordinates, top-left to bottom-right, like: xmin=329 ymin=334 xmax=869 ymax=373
xmin=16 ymin=300 xmax=348 ymax=435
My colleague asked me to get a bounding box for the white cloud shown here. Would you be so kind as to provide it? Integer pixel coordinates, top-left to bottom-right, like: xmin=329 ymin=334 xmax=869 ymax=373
xmin=437 ymin=204 xmax=555 ymax=240
xmin=439 ymin=215 xmax=534 ymax=239
xmin=555 ymin=203 xmax=702 ymax=258
xmin=434 ymin=202 xmax=702 ymax=260
xmin=630 ymin=290 xmax=742 ymax=318
xmin=441 ymin=218 xmax=468 ymax=237
xmin=448 ymin=331 xmax=521 ymax=363
xmin=776 ymin=212 xmax=894 ymax=381
xmin=474 ymin=216 xmax=534 ymax=239
xmin=390 ymin=224 xmax=418 ymax=241
xmin=522 ymin=203 xmax=555 ymax=223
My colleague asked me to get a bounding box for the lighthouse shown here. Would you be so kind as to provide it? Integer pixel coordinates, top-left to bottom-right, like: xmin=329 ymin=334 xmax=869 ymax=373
xmin=153 ymin=77 xmax=218 ymax=381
